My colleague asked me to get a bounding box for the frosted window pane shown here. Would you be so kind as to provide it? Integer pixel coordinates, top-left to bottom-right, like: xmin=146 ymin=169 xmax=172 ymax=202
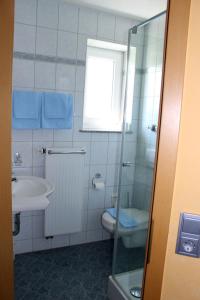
xmin=85 ymin=56 xmax=115 ymax=119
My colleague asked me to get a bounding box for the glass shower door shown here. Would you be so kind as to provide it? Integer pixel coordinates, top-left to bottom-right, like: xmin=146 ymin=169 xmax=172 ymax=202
xmin=112 ymin=12 xmax=166 ymax=299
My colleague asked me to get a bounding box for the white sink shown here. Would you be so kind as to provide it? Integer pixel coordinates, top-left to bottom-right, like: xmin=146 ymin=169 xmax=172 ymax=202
xmin=12 ymin=176 xmax=54 ymax=213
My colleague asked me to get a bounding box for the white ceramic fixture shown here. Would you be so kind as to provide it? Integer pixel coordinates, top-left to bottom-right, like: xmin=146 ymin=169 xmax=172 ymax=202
xmin=12 ymin=176 xmax=54 ymax=213
xmin=102 ymin=208 xmax=149 ymax=248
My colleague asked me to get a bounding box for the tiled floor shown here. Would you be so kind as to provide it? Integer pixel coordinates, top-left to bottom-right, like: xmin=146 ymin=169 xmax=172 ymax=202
xmin=15 ymin=240 xmax=113 ymax=300
xmin=15 ymin=239 xmax=145 ymax=300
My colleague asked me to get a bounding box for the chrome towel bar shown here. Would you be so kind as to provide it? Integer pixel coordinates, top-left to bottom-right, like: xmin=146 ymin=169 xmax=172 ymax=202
xmin=41 ymin=148 xmax=86 ymax=155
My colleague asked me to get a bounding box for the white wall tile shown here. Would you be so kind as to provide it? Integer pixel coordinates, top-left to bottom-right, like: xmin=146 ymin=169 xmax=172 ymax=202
xmin=123 ymin=142 xmax=137 ymax=163
xmin=88 ymin=189 xmax=105 ymax=209
xmin=33 ymin=129 xmax=53 ymax=142
xmin=73 ymin=141 xmax=91 ymax=165
xmin=13 ymin=130 xmax=33 ymax=142
xmin=51 ymin=235 xmax=70 ymax=248
xmin=53 ymin=141 xmax=73 ymax=148
xmin=134 ymin=73 xmax=143 ymax=98
xmin=105 ymin=186 xmax=118 ymax=208
xmin=13 ymin=59 xmax=34 ymax=88
xmin=14 ymin=216 xmax=32 ymax=241
xmin=36 ymin=27 xmax=57 ymax=56
xmin=90 ymin=141 xmax=108 ymax=165
xmin=57 ymin=31 xmax=77 ymax=60
xmin=107 ymin=142 xmax=121 ymax=165
xmin=13 ymin=167 xmax=33 ymax=176
xmin=143 ymin=43 xmax=157 ymax=70
xmin=32 ymin=238 xmax=52 ymax=251
xmin=77 ymin=34 xmax=88 ymax=61
xmin=91 ymin=132 xmax=109 ymax=142
xmin=154 ymin=71 xmax=162 ymax=97
xmin=141 ymin=72 xmax=156 ymax=98
xmin=14 ymin=239 xmax=33 ymax=254
xmin=115 ymin=17 xmax=137 ymax=44
xmin=108 ymin=132 xmax=122 ymax=142
xmin=35 ymin=61 xmax=56 ymax=89
xmin=32 ymin=210 xmax=44 ymax=217
xmin=97 ymin=13 xmax=115 ymax=40
xmin=56 ymin=64 xmax=76 ymax=91
xmin=79 ymin=8 xmax=98 ymax=36
xmin=14 ymin=23 xmax=36 ymax=53
xmin=70 ymin=232 xmax=87 ymax=246
xmin=32 ymin=215 xmax=44 ymax=238
xmin=37 ymin=0 xmax=58 ymax=29
xmin=15 ymin=0 xmax=37 ymax=26
xmin=87 ymin=209 xmax=103 ymax=230
xmin=83 ymin=166 xmax=90 ymax=188
xmin=102 ymin=229 xmax=112 ymax=240
xmin=121 ymin=166 xmax=135 ymax=186
xmin=32 ymin=167 xmax=45 ymax=178
xmin=87 ymin=230 xmax=102 ymax=243
xmin=53 ymin=129 xmax=73 ymax=142
xmin=82 ymin=188 xmax=89 ymax=210
xmin=59 ymin=3 xmax=79 ymax=33
xmin=74 ymin=92 xmax=84 ymax=117
xmin=132 ymin=98 xmax=140 ymax=120
xmin=82 ymin=210 xmax=88 ymax=231
xmin=106 ymin=165 xmax=120 ymax=187
xmin=75 ymin=66 xmax=86 ymax=92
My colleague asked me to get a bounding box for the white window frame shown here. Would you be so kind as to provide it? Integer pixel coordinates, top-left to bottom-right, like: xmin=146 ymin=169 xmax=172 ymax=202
xmin=82 ymin=39 xmax=128 ymax=132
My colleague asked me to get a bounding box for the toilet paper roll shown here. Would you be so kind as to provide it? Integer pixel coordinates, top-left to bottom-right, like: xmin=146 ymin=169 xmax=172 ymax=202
xmin=93 ymin=181 xmax=105 ymax=190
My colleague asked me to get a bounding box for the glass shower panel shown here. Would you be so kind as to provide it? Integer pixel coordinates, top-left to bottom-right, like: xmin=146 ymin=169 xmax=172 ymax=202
xmin=112 ymin=13 xmax=166 ymax=299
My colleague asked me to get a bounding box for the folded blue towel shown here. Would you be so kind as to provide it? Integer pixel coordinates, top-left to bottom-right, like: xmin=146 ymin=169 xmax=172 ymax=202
xmin=42 ymin=93 xmax=73 ymax=129
xmin=12 ymin=90 xmax=42 ymax=129
xmin=106 ymin=208 xmax=138 ymax=228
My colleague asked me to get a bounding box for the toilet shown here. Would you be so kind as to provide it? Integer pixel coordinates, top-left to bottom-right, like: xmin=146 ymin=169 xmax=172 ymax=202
xmin=102 ymin=208 xmax=149 ymax=248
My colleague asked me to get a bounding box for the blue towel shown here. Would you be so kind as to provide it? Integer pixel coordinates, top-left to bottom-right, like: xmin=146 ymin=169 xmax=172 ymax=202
xmin=42 ymin=92 xmax=73 ymax=129
xmin=12 ymin=90 xmax=42 ymax=129
xmin=106 ymin=208 xmax=138 ymax=228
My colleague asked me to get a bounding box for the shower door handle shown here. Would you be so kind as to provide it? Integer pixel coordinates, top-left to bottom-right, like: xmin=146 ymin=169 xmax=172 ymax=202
xmin=122 ymin=162 xmax=134 ymax=167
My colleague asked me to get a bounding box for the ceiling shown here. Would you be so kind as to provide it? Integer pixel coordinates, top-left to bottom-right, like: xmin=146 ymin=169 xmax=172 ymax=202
xmin=66 ymin=0 xmax=167 ymax=19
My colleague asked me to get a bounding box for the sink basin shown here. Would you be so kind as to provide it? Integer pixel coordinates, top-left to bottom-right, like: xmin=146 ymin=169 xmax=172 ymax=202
xmin=12 ymin=176 xmax=54 ymax=213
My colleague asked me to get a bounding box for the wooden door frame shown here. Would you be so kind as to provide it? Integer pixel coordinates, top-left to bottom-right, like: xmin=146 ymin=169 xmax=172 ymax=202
xmin=0 ymin=1 xmax=14 ymax=299
xmin=0 ymin=0 xmax=192 ymax=300
xmin=143 ymin=0 xmax=191 ymax=299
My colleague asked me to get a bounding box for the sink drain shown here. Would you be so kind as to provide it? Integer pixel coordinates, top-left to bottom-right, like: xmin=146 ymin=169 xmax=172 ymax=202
xmin=130 ymin=287 xmax=142 ymax=298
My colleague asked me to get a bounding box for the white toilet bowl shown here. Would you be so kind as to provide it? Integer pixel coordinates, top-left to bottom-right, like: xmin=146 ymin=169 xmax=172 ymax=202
xmin=102 ymin=208 xmax=149 ymax=248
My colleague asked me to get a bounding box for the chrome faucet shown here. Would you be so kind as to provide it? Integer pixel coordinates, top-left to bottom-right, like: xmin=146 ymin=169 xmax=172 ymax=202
xmin=14 ymin=152 xmax=23 ymax=166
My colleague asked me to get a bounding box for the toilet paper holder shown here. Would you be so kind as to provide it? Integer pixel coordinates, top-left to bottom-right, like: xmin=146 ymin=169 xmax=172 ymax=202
xmin=92 ymin=173 xmax=103 ymax=188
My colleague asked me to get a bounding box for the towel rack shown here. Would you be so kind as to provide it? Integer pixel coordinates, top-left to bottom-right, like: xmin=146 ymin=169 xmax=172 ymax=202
xmin=41 ymin=148 xmax=86 ymax=155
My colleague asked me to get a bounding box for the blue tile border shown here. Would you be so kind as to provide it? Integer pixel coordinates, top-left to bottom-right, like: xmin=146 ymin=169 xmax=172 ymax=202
xmin=14 ymin=51 xmax=86 ymax=66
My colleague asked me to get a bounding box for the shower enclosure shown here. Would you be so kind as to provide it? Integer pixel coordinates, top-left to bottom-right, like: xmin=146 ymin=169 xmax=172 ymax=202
xmin=109 ymin=11 xmax=167 ymax=300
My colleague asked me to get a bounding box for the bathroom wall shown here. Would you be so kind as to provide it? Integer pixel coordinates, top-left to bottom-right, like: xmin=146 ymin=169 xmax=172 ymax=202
xmin=12 ymin=0 xmax=140 ymax=254
xmin=133 ymin=15 xmax=166 ymax=211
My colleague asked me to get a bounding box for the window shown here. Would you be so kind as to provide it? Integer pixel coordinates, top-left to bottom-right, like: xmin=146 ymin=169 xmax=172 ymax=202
xmin=83 ymin=39 xmax=128 ymax=132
